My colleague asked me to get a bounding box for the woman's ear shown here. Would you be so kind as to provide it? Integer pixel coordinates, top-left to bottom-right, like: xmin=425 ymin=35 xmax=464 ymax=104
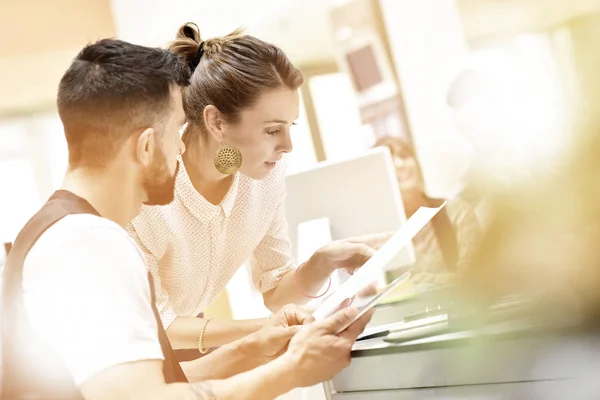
xmin=203 ymin=105 xmax=224 ymax=143
xmin=135 ymin=127 xmax=155 ymax=167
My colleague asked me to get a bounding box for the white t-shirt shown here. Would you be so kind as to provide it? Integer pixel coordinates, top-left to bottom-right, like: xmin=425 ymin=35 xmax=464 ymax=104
xmin=22 ymin=214 xmax=163 ymax=386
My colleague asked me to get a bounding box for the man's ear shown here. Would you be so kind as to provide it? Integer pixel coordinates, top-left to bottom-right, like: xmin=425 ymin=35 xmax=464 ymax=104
xmin=203 ymin=105 xmax=225 ymax=143
xmin=135 ymin=127 xmax=155 ymax=167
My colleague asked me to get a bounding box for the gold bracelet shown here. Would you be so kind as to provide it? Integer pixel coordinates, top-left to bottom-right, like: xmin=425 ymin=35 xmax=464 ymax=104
xmin=197 ymin=317 xmax=212 ymax=354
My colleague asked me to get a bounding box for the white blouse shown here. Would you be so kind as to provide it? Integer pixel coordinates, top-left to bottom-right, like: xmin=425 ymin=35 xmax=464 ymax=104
xmin=128 ymin=158 xmax=295 ymax=328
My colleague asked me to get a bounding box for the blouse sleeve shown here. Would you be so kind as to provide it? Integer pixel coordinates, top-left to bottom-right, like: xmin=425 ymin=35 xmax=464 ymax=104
xmin=249 ymin=197 xmax=296 ymax=294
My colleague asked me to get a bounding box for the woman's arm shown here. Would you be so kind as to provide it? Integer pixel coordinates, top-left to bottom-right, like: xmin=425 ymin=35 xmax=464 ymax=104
xmin=249 ymin=199 xmax=334 ymax=311
xmin=180 ymin=304 xmax=313 ymax=381
xmin=258 ymin=206 xmax=390 ymax=310
xmin=262 ymin=238 xmax=381 ymax=310
xmin=262 ymin=251 xmax=332 ymax=310
xmin=166 ymin=316 xmax=265 ymax=350
xmin=133 ymin=235 xmax=266 ymax=350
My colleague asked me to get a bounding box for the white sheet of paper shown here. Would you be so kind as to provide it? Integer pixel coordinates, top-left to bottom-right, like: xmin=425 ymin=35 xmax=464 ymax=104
xmin=312 ymin=203 xmax=446 ymax=320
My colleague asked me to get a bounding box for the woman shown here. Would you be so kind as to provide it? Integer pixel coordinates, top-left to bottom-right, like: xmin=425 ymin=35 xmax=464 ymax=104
xmin=128 ymin=23 xmax=386 ymax=359
xmin=374 ymin=136 xmax=481 ymax=285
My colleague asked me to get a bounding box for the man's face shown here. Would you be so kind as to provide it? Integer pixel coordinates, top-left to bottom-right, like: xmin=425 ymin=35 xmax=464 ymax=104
xmin=142 ymin=86 xmax=186 ymax=206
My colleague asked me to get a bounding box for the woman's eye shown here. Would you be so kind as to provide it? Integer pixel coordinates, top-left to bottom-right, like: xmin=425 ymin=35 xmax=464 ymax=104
xmin=266 ymin=128 xmax=280 ymax=136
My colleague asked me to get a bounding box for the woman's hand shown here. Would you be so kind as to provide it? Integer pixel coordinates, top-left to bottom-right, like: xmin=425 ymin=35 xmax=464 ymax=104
xmin=249 ymin=304 xmax=314 ymax=364
xmin=310 ymin=231 xmax=394 ymax=274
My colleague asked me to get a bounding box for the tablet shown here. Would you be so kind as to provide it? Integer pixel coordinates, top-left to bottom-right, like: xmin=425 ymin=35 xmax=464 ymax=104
xmin=334 ymin=271 xmax=411 ymax=334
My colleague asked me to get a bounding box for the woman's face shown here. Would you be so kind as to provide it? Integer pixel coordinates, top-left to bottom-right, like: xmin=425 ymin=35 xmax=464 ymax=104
xmin=388 ymin=145 xmax=423 ymax=195
xmin=222 ymin=88 xmax=299 ymax=180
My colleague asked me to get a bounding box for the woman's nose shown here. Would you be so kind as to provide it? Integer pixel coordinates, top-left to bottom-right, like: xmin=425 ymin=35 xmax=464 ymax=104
xmin=278 ymin=131 xmax=293 ymax=154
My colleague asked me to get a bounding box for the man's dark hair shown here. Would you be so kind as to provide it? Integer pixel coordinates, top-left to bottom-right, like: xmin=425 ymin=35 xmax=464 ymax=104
xmin=57 ymin=39 xmax=191 ymax=168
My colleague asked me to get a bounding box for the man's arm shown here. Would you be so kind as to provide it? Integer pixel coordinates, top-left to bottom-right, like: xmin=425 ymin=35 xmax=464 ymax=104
xmin=80 ymin=358 xmax=295 ymax=400
xmin=179 ymin=331 xmax=263 ymax=381
xmin=80 ymin=307 xmax=372 ymax=400
xmin=185 ymin=358 xmax=296 ymax=400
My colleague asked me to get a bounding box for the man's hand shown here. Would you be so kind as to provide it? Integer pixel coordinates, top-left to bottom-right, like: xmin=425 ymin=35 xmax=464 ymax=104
xmin=279 ymin=306 xmax=375 ymax=388
xmin=311 ymin=231 xmax=394 ymax=274
xmin=249 ymin=305 xmax=314 ymax=363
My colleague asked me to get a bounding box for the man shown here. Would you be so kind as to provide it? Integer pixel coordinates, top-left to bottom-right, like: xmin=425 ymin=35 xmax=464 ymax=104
xmin=0 ymin=39 xmax=372 ymax=400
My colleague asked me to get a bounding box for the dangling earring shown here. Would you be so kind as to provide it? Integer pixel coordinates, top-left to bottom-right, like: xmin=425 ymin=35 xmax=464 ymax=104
xmin=214 ymin=143 xmax=242 ymax=175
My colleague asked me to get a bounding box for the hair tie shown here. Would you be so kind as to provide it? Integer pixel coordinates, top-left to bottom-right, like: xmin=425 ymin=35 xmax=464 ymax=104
xmin=190 ymin=41 xmax=205 ymax=72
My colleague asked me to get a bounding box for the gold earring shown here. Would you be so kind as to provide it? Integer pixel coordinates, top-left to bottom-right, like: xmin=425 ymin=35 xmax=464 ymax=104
xmin=214 ymin=144 xmax=242 ymax=175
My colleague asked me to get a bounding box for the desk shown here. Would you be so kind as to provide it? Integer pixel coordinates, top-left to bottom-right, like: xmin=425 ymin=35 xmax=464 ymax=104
xmin=326 ymin=295 xmax=600 ymax=399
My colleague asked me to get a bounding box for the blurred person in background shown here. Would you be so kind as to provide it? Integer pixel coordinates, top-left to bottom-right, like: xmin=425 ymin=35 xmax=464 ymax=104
xmin=0 ymin=37 xmax=374 ymax=400
xmin=454 ymin=85 xmax=600 ymax=325
xmin=375 ymin=136 xmax=481 ymax=286
xmin=128 ymin=22 xmax=388 ymax=362
xmin=445 ymin=68 xmax=547 ymax=225
xmin=411 ymin=111 xmax=600 ymax=399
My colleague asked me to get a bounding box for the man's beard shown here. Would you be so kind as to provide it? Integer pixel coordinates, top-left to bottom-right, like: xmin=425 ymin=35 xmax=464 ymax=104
xmin=142 ymin=146 xmax=179 ymax=206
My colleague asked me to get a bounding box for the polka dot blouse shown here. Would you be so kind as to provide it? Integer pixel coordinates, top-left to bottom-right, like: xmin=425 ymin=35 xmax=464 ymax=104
xmin=127 ymin=158 xmax=295 ymax=328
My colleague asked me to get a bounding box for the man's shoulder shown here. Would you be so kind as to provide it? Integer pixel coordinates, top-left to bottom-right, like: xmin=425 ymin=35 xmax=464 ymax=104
xmin=24 ymin=213 xmax=148 ymax=289
xmin=55 ymin=213 xmax=123 ymax=229
xmin=30 ymin=213 xmax=140 ymax=260
xmin=43 ymin=213 xmax=130 ymax=243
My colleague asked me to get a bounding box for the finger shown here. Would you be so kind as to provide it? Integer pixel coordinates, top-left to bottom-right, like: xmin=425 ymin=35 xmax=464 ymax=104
xmin=342 ymin=248 xmax=376 ymax=272
xmin=302 ymin=302 xmax=318 ymax=314
xmin=357 ymin=282 xmax=378 ymax=297
xmin=350 ymin=243 xmax=376 ymax=260
xmin=314 ymin=306 xmax=359 ymax=334
xmin=338 ymin=308 xmax=375 ymax=341
xmin=346 ymin=231 xmax=394 ymax=249
xmin=330 ymin=296 xmax=355 ymax=315
xmin=275 ymin=305 xmax=310 ymax=327
xmin=340 ymin=243 xmax=375 ymax=268
xmin=286 ymin=306 xmax=315 ymax=326
xmin=262 ymin=327 xmax=298 ymax=359
xmin=269 ymin=326 xmax=299 ymax=341
xmin=288 ymin=325 xmax=302 ymax=335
